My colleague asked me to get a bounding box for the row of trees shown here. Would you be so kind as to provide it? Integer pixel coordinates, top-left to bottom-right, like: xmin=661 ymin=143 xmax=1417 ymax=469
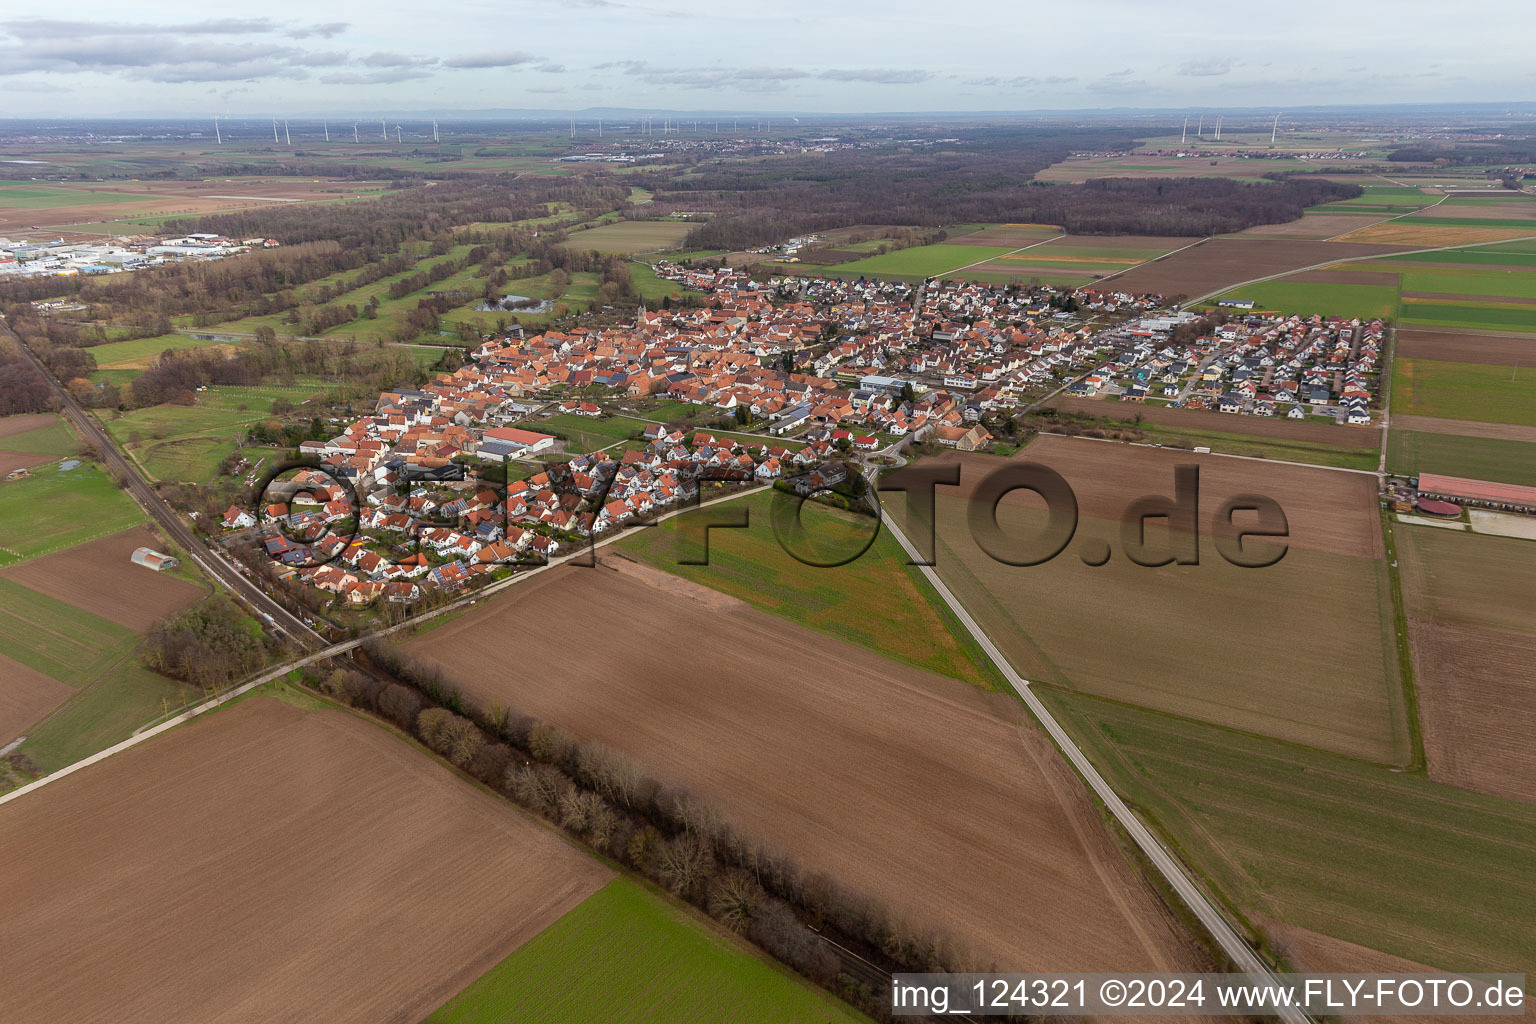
xmin=340 ymin=645 xmax=988 ymax=1020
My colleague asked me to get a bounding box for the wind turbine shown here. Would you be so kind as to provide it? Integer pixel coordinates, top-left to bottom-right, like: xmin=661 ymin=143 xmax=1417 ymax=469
xmin=1271 ymin=112 xmax=1281 ymax=145
xmin=323 ymin=120 xmax=330 ymax=142
xmin=284 ymin=119 xmax=291 ymax=146
xmin=1197 ymin=114 xmax=1203 ymax=138
xmin=1215 ymin=115 xmax=1222 ymax=141
xmin=432 ymin=119 xmax=439 ymax=143
xmin=380 ymin=118 xmax=387 ymax=139
xmin=272 ymin=118 xmax=280 ymax=143
xmin=353 ymin=123 xmax=359 ymax=143
xmin=1181 ymin=115 xmax=1188 ymax=145
xmin=395 ymin=124 xmax=403 ymax=144
xmin=214 ymin=115 xmax=222 ymax=145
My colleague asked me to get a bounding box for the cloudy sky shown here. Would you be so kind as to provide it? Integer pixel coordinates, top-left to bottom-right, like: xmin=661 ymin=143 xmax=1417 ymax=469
xmin=1 ymin=1 xmax=1531 ymax=117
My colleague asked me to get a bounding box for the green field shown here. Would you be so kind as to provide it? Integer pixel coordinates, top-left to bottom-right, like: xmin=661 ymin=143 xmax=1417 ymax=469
xmin=1133 ymin=423 xmax=1381 ymax=471
xmin=560 ymin=220 xmax=694 ymax=254
xmin=16 ymin=661 xmax=194 ymax=773
xmin=102 ymin=382 xmax=326 ymax=482
xmin=86 ymin=332 xmax=234 ymax=368
xmin=0 ymin=576 xmax=140 ymax=688
xmin=830 ymin=243 xmax=1015 ymax=279
xmin=616 ymin=490 xmax=1001 ymax=689
xmin=1045 ymin=689 xmax=1536 ymax=974
xmin=0 ymin=415 xmax=76 ymax=457
xmin=531 ymin=413 xmax=645 ymax=453
xmin=1399 ymin=267 xmax=1536 ymax=299
xmin=0 ymin=186 xmax=153 ymax=209
xmin=1388 ymin=249 xmax=1536 ymax=268
xmin=428 ymin=878 xmax=867 ymax=1024
xmin=1386 ymin=429 xmax=1536 ymax=485
xmin=1213 ymin=281 xmax=1398 ymax=321
xmin=0 ymin=461 xmax=143 ymax=566
xmin=1402 ymin=215 xmax=1536 ymax=230
xmin=1393 ymin=357 xmax=1536 ymax=426
xmin=1399 ymin=301 xmax=1536 ymax=331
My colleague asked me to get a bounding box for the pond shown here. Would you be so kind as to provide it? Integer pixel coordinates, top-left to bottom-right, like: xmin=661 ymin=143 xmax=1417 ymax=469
xmin=477 ymin=294 xmax=552 ymax=314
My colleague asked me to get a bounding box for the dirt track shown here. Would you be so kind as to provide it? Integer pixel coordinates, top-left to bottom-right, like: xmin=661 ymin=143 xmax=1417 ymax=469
xmin=0 ymin=698 xmax=609 ymax=1023
xmin=0 ymin=653 xmax=73 ymax=744
xmin=0 ymin=526 xmax=206 ymax=633
xmin=407 ymin=563 xmax=1202 ymax=974
xmin=1108 ymin=238 xmax=1415 ymax=297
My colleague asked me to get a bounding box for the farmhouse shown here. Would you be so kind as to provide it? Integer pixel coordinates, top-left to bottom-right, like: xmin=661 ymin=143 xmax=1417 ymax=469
xmin=1416 ymin=473 xmax=1536 ymax=515
xmin=130 ymin=546 xmax=179 ymax=572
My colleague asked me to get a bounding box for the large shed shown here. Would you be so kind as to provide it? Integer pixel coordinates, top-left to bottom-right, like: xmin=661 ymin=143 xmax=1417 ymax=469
xmin=130 ymin=547 xmax=179 ymax=572
xmin=1415 ymin=474 xmax=1536 ymax=515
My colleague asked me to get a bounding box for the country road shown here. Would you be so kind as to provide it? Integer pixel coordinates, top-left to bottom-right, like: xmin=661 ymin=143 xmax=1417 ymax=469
xmin=3 ymin=322 xmax=322 ymax=645
xmin=869 ymin=471 xmax=1311 ymax=1024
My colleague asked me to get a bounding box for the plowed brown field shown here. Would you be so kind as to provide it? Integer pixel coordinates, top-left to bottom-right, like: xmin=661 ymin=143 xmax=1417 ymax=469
xmin=0 ymin=698 xmax=610 ymax=1023
xmin=1396 ymin=328 xmax=1536 ymax=365
xmin=407 ymin=561 xmax=1201 ymax=974
xmin=1396 ymin=526 xmax=1536 ymax=803
xmin=926 ymin=437 xmax=1409 ymax=761
xmin=0 ymin=526 xmax=205 ymax=633
xmin=1109 ymin=238 xmax=1415 ymax=298
xmin=0 ymin=653 xmax=73 ymax=743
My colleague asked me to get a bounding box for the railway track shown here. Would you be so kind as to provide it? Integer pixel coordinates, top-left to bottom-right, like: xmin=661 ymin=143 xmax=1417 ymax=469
xmin=4 ymin=322 xmax=323 ymax=647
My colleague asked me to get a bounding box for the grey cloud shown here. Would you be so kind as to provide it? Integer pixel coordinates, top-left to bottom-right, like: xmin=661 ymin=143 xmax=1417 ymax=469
xmin=537 ymin=63 xmax=568 ymax=73
xmin=2 ymin=18 xmax=278 ymax=39
xmin=288 ymin=22 xmax=349 ymax=39
xmin=819 ymin=68 xmax=931 ymax=84
xmin=320 ymin=68 xmax=435 ymax=85
xmin=362 ymin=51 xmax=436 ymax=68
xmin=443 ymin=51 xmax=540 ymax=69
xmin=1179 ymin=58 xmax=1233 ymax=77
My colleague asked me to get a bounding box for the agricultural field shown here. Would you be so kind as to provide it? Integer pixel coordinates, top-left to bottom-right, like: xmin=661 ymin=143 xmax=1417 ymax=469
xmin=1392 ymin=357 xmax=1536 ymax=427
xmin=14 ymin=662 xmax=195 ymax=774
xmin=1386 ymin=429 xmax=1536 ymax=486
xmin=0 ymin=411 xmax=77 ymax=475
xmin=0 ymin=656 xmax=74 ymax=747
xmin=0 ymin=698 xmax=613 ymax=1022
xmin=820 ymin=243 xmax=1015 ymax=280
xmin=0 ymin=176 xmax=384 ymax=237
xmin=1044 ymin=689 xmax=1536 ymax=975
xmin=0 ymin=576 xmax=140 ymax=690
xmin=950 ymin=234 xmax=1196 ymax=287
xmin=559 ymin=219 xmax=694 ymax=253
xmin=100 ymin=381 xmax=327 ymax=482
xmin=1212 ymin=279 xmax=1399 ymax=320
xmin=531 ymin=412 xmax=645 ymax=453
xmin=404 ymin=561 xmax=1201 ymax=974
xmin=1109 ymin=238 xmax=1414 ymax=300
xmin=86 ymin=331 xmax=235 ymax=370
xmin=1044 ymin=394 xmax=1384 ymax=455
xmin=429 ymin=879 xmax=866 ymax=1024
xmin=0 ymin=525 xmax=205 ymax=633
xmin=1395 ymin=526 xmax=1536 ymax=802
xmin=927 ymin=437 xmax=1410 ymax=762
xmin=614 ymin=489 xmax=1000 ymax=688
xmin=0 ymin=460 xmax=143 ymax=565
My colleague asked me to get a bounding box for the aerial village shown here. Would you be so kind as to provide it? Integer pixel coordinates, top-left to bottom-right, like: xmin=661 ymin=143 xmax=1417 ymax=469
xmin=228 ymin=262 xmax=1386 ymax=608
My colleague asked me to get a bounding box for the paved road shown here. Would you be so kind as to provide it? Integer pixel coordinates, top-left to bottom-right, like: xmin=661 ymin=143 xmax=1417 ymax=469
xmin=869 ymin=470 xmax=1310 ymax=1024
xmin=4 ymin=323 xmax=321 ymax=645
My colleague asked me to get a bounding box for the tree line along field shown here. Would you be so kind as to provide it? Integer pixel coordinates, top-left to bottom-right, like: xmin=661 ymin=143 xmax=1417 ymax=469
xmin=926 ymin=437 xmax=1411 ymax=764
xmin=404 ymin=561 xmax=1199 ymax=975
xmin=1042 ymin=688 xmax=1536 ymax=977
xmin=428 ymin=878 xmax=867 ymax=1024
xmin=613 ymin=489 xmax=1001 ymax=689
